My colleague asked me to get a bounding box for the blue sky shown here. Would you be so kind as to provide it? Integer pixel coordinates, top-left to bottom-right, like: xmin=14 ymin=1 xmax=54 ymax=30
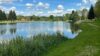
xmin=0 ymin=0 xmax=97 ymax=16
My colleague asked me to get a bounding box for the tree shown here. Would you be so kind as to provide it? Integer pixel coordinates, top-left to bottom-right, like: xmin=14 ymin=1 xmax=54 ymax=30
xmin=8 ymin=10 xmax=17 ymax=20
xmin=8 ymin=10 xmax=13 ymax=20
xmin=88 ymin=5 xmax=95 ymax=20
xmin=81 ymin=9 xmax=88 ymax=20
xmin=69 ymin=11 xmax=80 ymax=33
xmin=0 ymin=9 xmax=3 ymax=20
xmin=95 ymin=0 xmax=100 ymax=18
xmin=31 ymin=15 xmax=37 ymax=20
xmin=12 ymin=11 xmax=17 ymax=20
xmin=64 ymin=13 xmax=70 ymax=20
xmin=0 ymin=9 xmax=7 ymax=20
xmin=2 ymin=11 xmax=7 ymax=20
xmin=49 ymin=15 xmax=54 ymax=20
xmin=69 ymin=10 xmax=80 ymax=22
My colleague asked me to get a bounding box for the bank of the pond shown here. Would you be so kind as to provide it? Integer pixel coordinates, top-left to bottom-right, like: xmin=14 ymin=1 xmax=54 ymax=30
xmin=42 ymin=19 xmax=100 ymax=56
xmin=0 ymin=33 xmax=68 ymax=56
xmin=0 ymin=20 xmax=71 ymax=24
xmin=0 ymin=20 xmax=35 ymax=24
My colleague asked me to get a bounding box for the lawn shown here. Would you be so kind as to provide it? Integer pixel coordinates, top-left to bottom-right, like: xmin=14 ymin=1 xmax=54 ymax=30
xmin=42 ymin=19 xmax=100 ymax=56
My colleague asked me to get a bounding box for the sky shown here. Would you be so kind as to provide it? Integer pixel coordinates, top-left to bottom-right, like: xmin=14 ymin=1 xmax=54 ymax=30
xmin=0 ymin=0 xmax=97 ymax=16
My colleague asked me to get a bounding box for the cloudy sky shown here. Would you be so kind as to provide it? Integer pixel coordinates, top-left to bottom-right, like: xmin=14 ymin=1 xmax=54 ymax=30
xmin=0 ymin=0 xmax=97 ymax=16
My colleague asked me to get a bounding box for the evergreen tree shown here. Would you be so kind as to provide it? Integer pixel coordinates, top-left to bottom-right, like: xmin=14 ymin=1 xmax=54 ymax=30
xmin=0 ymin=10 xmax=7 ymax=20
xmin=8 ymin=10 xmax=13 ymax=20
xmin=88 ymin=5 xmax=95 ymax=19
xmin=8 ymin=10 xmax=17 ymax=20
xmin=2 ymin=11 xmax=7 ymax=20
xmin=12 ymin=11 xmax=17 ymax=20
xmin=0 ymin=9 xmax=3 ymax=20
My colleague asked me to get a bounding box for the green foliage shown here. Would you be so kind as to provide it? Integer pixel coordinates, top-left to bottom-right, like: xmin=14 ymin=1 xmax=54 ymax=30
xmin=8 ymin=10 xmax=17 ymax=20
xmin=29 ymin=15 xmax=38 ymax=20
xmin=95 ymin=0 xmax=100 ymax=18
xmin=69 ymin=10 xmax=80 ymax=22
xmin=88 ymin=5 xmax=95 ymax=19
xmin=81 ymin=9 xmax=88 ymax=20
xmin=0 ymin=10 xmax=7 ymax=20
xmin=0 ymin=33 xmax=67 ymax=56
xmin=64 ymin=14 xmax=70 ymax=21
xmin=49 ymin=15 xmax=54 ymax=20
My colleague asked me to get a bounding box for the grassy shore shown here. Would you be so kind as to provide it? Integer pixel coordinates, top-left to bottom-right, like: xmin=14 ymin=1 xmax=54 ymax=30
xmin=42 ymin=19 xmax=100 ymax=56
xmin=0 ymin=20 xmax=35 ymax=23
xmin=0 ymin=20 xmax=71 ymax=24
xmin=0 ymin=33 xmax=68 ymax=56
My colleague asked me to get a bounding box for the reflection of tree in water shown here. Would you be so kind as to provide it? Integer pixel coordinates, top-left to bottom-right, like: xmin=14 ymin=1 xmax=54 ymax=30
xmin=0 ymin=23 xmax=7 ymax=35
xmin=10 ymin=28 xmax=16 ymax=34
xmin=0 ymin=29 xmax=6 ymax=35
xmin=69 ymin=10 xmax=80 ymax=34
xmin=9 ymin=23 xmax=17 ymax=34
xmin=70 ymin=22 xmax=80 ymax=34
xmin=0 ymin=23 xmax=7 ymax=25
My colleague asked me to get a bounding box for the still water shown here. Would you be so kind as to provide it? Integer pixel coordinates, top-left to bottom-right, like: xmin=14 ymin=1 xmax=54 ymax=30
xmin=0 ymin=21 xmax=79 ymax=41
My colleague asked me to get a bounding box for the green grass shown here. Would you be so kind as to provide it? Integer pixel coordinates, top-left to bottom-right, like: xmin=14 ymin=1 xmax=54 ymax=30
xmin=0 ymin=33 xmax=68 ymax=56
xmin=42 ymin=19 xmax=100 ymax=56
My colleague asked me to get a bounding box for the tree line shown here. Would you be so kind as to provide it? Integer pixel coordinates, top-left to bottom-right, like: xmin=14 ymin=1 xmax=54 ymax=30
xmin=69 ymin=0 xmax=100 ymax=20
xmin=0 ymin=10 xmax=16 ymax=21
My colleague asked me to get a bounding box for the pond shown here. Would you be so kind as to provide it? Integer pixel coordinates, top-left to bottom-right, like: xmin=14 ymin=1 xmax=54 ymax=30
xmin=0 ymin=21 xmax=79 ymax=41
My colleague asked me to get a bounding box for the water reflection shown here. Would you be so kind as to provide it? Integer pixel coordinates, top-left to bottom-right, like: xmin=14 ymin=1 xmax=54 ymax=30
xmin=70 ymin=21 xmax=80 ymax=34
xmin=10 ymin=28 xmax=16 ymax=34
xmin=0 ymin=22 xmax=79 ymax=40
xmin=0 ymin=29 xmax=6 ymax=35
xmin=9 ymin=23 xmax=16 ymax=34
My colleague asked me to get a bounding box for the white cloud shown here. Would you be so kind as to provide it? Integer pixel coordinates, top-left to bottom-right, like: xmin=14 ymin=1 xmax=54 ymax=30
xmin=37 ymin=2 xmax=50 ymax=9
xmin=66 ymin=9 xmax=76 ymax=13
xmin=26 ymin=3 xmax=33 ymax=9
xmin=82 ymin=0 xmax=97 ymax=4
xmin=76 ymin=3 xmax=82 ymax=6
xmin=45 ymin=3 xmax=50 ymax=9
xmin=16 ymin=10 xmax=24 ymax=15
xmin=37 ymin=2 xmax=44 ymax=7
xmin=0 ymin=0 xmax=13 ymax=4
xmin=89 ymin=0 xmax=97 ymax=4
xmin=10 ymin=6 xmax=16 ymax=10
xmin=47 ymin=9 xmax=74 ymax=16
xmin=0 ymin=0 xmax=22 ymax=4
xmin=46 ymin=5 xmax=65 ymax=16
xmin=47 ymin=5 xmax=64 ymax=16
xmin=34 ymin=11 xmax=44 ymax=16
xmin=57 ymin=5 xmax=64 ymax=10
xmin=80 ymin=6 xmax=89 ymax=11
xmin=82 ymin=0 xmax=88 ymax=4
